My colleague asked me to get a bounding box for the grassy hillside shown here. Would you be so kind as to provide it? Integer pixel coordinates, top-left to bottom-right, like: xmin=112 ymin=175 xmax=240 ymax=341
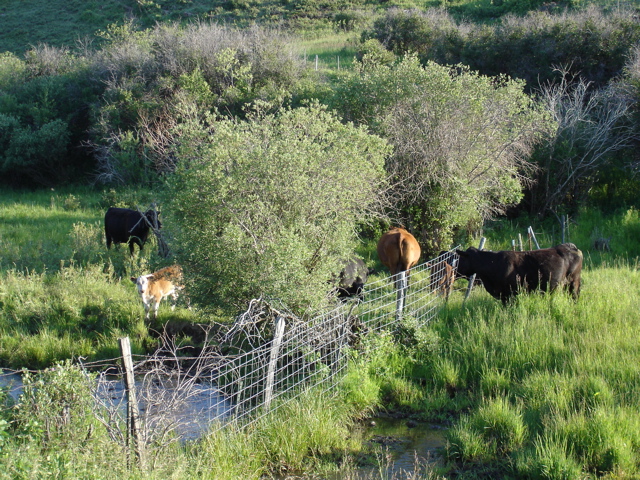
xmin=3 ymin=0 xmax=638 ymax=55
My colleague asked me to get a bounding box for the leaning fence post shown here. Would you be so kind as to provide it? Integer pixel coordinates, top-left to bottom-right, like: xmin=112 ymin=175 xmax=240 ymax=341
xmin=528 ymin=226 xmax=541 ymax=249
xmin=264 ymin=316 xmax=286 ymax=411
xmin=119 ymin=337 xmax=144 ymax=469
xmin=463 ymin=237 xmax=486 ymax=304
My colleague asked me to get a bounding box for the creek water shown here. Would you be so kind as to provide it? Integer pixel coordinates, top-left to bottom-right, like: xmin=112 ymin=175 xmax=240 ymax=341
xmin=1 ymin=373 xmax=447 ymax=477
xmin=0 ymin=371 xmax=233 ymax=441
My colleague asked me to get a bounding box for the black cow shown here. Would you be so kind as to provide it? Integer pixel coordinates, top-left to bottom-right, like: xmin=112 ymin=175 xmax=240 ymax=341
xmin=455 ymin=243 xmax=583 ymax=304
xmin=104 ymin=207 xmax=161 ymax=255
xmin=335 ymin=258 xmax=372 ymax=299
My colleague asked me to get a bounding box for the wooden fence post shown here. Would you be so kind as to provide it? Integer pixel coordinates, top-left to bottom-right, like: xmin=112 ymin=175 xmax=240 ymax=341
xmin=395 ymin=271 xmax=407 ymax=323
xmin=119 ymin=337 xmax=144 ymax=469
xmin=463 ymin=237 xmax=486 ymax=304
xmin=264 ymin=316 xmax=286 ymax=412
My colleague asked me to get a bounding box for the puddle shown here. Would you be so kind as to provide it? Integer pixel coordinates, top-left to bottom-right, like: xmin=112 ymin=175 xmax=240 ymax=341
xmin=351 ymin=416 xmax=447 ymax=479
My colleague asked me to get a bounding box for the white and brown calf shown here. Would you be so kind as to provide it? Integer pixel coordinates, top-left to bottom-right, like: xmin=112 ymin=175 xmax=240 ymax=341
xmin=131 ymin=265 xmax=183 ymax=320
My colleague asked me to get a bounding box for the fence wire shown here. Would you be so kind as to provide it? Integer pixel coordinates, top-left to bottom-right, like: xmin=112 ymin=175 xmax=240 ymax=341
xmin=1 ymin=248 xmax=461 ymax=444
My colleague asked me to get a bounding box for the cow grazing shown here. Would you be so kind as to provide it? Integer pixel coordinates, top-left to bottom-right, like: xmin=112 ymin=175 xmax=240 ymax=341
xmin=377 ymin=227 xmax=421 ymax=278
xmin=335 ymin=258 xmax=372 ymax=299
xmin=131 ymin=265 xmax=183 ymax=320
xmin=455 ymin=243 xmax=583 ymax=304
xmin=427 ymin=251 xmax=456 ymax=300
xmin=105 ymin=207 xmax=161 ymax=255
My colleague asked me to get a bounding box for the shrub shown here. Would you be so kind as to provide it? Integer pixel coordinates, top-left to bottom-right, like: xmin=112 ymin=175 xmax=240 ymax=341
xmin=14 ymin=360 xmax=96 ymax=444
xmin=161 ymin=102 xmax=389 ymax=312
xmin=332 ymin=54 xmax=550 ymax=253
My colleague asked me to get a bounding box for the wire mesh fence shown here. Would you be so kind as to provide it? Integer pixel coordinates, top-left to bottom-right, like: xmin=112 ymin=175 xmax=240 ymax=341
xmin=0 ymin=248 xmax=460 ymax=444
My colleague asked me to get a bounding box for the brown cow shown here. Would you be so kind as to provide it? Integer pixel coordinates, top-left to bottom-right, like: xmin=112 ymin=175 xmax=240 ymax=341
xmin=377 ymin=227 xmax=421 ymax=279
xmin=455 ymin=243 xmax=583 ymax=304
xmin=131 ymin=265 xmax=184 ymax=320
xmin=427 ymin=251 xmax=456 ymax=300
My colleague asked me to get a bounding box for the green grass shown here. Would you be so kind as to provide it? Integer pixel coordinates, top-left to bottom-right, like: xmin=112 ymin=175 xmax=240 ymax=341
xmin=3 ymin=187 xmax=640 ymax=477
xmin=4 ymin=0 xmax=639 ymax=56
xmin=300 ymin=32 xmax=359 ymax=72
xmin=0 ymin=186 xmax=206 ymax=369
xmin=427 ymin=263 xmax=640 ymax=477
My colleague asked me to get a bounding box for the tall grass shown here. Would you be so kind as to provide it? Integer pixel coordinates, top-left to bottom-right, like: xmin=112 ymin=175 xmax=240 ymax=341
xmin=430 ymin=261 xmax=640 ymax=476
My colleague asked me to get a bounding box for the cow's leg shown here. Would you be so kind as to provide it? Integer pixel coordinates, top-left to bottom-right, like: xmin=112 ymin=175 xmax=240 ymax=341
xmin=170 ymin=291 xmax=178 ymax=311
xmin=567 ymin=274 xmax=581 ymax=300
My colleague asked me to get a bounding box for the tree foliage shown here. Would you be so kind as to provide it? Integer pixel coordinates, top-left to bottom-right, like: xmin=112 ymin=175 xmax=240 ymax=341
xmin=160 ymin=103 xmax=390 ymax=312
xmin=332 ymin=55 xmax=551 ymax=253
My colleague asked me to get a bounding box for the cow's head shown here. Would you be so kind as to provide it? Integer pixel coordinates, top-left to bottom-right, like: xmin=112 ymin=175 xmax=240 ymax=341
xmin=131 ymin=274 xmax=153 ymax=295
xmin=144 ymin=209 xmax=162 ymax=230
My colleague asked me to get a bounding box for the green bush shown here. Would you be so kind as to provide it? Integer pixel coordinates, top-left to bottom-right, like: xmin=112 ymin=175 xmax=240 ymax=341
xmin=332 ymin=54 xmax=550 ymax=253
xmin=161 ymin=102 xmax=389 ymax=312
xmin=14 ymin=361 xmax=96 ymax=444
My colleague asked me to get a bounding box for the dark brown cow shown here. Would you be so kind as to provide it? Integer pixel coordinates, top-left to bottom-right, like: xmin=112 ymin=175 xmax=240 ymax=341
xmin=377 ymin=227 xmax=421 ymax=279
xmin=131 ymin=265 xmax=183 ymax=320
xmin=427 ymin=251 xmax=456 ymax=300
xmin=105 ymin=207 xmax=160 ymax=255
xmin=455 ymin=243 xmax=583 ymax=304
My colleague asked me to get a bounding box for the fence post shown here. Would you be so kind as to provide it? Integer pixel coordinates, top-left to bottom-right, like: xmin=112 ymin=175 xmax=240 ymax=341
xmin=119 ymin=337 xmax=144 ymax=469
xmin=265 ymin=316 xmax=286 ymax=411
xmin=395 ymin=271 xmax=407 ymax=323
xmin=518 ymin=233 xmax=523 ymax=251
xmin=463 ymin=237 xmax=486 ymax=304
xmin=528 ymin=226 xmax=541 ymax=249
xmin=561 ymin=215 xmax=566 ymax=243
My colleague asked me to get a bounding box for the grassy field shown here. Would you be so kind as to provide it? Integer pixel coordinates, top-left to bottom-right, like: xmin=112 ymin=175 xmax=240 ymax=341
xmin=2 ymin=187 xmax=640 ymax=478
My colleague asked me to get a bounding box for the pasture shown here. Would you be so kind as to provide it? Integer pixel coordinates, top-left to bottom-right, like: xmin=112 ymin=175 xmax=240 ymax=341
xmin=2 ymin=188 xmax=640 ymax=478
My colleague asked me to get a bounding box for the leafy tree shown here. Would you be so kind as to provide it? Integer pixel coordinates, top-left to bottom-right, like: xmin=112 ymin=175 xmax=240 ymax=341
xmin=160 ymin=103 xmax=390 ymax=313
xmin=331 ymin=55 xmax=551 ymax=253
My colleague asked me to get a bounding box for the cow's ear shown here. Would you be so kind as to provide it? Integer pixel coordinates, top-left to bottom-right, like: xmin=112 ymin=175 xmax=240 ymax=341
xmin=130 ymin=277 xmax=137 ymax=283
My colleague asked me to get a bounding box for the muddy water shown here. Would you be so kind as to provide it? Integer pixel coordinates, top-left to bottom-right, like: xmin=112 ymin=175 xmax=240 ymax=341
xmin=346 ymin=416 xmax=447 ymax=479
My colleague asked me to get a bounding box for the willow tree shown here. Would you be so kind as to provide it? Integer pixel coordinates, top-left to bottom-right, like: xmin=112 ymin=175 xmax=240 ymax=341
xmin=332 ymin=54 xmax=553 ymax=253
xmin=160 ymin=102 xmax=390 ymax=313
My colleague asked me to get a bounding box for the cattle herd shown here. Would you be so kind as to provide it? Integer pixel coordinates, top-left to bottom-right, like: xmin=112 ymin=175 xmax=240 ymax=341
xmin=104 ymin=208 xmax=584 ymax=318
